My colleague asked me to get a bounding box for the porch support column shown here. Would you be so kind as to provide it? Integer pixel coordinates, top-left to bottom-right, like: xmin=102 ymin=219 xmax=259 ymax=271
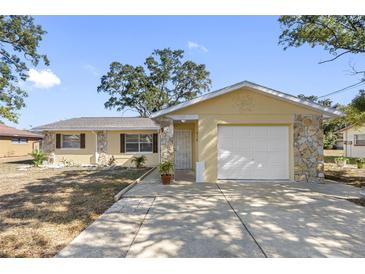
xmin=293 ymin=114 xmax=324 ymax=183
xmin=157 ymin=117 xmax=174 ymax=170
xmin=96 ymin=131 xmax=108 ymax=165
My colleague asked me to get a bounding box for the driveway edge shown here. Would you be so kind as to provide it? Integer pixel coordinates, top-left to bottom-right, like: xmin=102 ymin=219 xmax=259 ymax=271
xmin=114 ymin=167 xmax=156 ymax=201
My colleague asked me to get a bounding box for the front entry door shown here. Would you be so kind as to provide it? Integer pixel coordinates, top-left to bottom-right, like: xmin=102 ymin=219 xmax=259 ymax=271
xmin=174 ymin=129 xmax=192 ymax=169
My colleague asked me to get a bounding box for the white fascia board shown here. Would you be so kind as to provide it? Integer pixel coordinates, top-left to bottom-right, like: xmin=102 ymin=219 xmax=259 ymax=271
xmin=167 ymin=114 xmax=199 ymax=120
xmin=35 ymin=127 xmax=160 ymax=131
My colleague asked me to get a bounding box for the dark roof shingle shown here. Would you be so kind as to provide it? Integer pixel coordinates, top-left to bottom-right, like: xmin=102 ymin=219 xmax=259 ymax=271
xmin=0 ymin=124 xmax=43 ymax=138
xmin=32 ymin=117 xmax=160 ymax=131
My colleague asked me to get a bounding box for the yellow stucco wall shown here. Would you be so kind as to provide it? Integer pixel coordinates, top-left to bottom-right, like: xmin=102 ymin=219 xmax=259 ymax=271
xmin=54 ymin=131 xmax=96 ymax=164
xmin=107 ymin=130 xmax=159 ymax=167
xmin=169 ymin=87 xmax=322 ymax=182
xmin=0 ymin=138 xmax=40 ymax=158
xmin=52 ymin=130 xmax=159 ymax=166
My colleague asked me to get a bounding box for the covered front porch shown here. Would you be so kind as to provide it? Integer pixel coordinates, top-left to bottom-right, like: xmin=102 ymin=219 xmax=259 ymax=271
xmin=156 ymin=115 xmax=200 ymax=183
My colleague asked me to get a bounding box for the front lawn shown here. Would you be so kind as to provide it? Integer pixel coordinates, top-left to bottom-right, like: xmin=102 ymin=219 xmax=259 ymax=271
xmin=0 ymin=160 xmax=149 ymax=258
xmin=323 ymin=149 xmax=365 ymax=187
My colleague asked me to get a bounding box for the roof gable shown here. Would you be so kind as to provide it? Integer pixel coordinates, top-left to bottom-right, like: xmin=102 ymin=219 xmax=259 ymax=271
xmin=151 ymin=81 xmax=343 ymax=118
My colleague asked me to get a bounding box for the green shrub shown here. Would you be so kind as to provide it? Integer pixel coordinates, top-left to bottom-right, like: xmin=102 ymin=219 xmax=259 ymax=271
xmin=356 ymin=158 xmax=365 ymax=169
xmin=159 ymin=160 xmax=173 ymax=175
xmin=131 ymin=155 xmax=146 ymax=168
xmin=31 ymin=150 xmax=47 ymax=167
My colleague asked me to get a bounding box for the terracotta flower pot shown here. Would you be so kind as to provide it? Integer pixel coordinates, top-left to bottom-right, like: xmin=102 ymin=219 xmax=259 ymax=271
xmin=161 ymin=174 xmax=172 ymax=185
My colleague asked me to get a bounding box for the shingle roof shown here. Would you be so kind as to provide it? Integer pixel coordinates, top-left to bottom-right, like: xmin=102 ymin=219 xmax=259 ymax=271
xmin=0 ymin=124 xmax=43 ymax=138
xmin=32 ymin=117 xmax=160 ymax=131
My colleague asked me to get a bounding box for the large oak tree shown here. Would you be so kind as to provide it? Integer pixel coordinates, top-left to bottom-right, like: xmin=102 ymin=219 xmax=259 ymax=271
xmin=97 ymin=48 xmax=211 ymax=117
xmin=0 ymin=16 xmax=48 ymax=123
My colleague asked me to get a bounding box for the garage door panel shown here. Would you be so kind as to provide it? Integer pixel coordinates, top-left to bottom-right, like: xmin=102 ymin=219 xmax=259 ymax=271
xmin=218 ymin=126 xmax=289 ymax=180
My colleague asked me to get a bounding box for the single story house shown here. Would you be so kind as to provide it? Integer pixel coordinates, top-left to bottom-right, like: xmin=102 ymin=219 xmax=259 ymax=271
xmin=0 ymin=124 xmax=43 ymax=158
xmin=33 ymin=81 xmax=342 ymax=182
xmin=340 ymin=124 xmax=365 ymax=158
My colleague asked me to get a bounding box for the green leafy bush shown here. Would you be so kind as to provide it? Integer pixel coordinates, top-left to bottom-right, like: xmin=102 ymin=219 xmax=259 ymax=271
xmin=159 ymin=160 xmax=173 ymax=175
xmin=356 ymin=158 xmax=365 ymax=169
xmin=131 ymin=155 xmax=146 ymax=168
xmin=31 ymin=150 xmax=47 ymax=167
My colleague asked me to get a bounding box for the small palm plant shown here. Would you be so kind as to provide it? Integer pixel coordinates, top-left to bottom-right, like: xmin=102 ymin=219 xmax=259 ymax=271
xmin=356 ymin=158 xmax=365 ymax=169
xmin=31 ymin=150 xmax=47 ymax=167
xmin=131 ymin=155 xmax=146 ymax=168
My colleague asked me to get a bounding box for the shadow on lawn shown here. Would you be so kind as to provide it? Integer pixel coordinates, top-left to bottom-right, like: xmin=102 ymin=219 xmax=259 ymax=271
xmin=0 ymin=167 xmax=147 ymax=257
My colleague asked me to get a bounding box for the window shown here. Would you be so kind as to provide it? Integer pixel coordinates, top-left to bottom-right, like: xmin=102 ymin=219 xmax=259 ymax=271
xmin=355 ymin=134 xmax=365 ymax=146
xmin=11 ymin=137 xmax=28 ymax=144
xmin=125 ymin=134 xmax=153 ymax=153
xmin=62 ymin=134 xmax=80 ymax=148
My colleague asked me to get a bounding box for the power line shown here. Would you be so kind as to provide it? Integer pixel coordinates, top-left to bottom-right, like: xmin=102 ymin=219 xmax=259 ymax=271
xmin=318 ymin=80 xmax=365 ymax=98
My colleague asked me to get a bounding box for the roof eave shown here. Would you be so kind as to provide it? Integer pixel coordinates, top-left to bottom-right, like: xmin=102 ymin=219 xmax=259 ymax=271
xmin=32 ymin=127 xmax=160 ymax=132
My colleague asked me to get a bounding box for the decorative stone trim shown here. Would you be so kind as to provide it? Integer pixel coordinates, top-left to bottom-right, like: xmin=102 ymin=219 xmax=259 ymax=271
xmin=97 ymin=131 xmax=108 ymax=154
xmin=293 ymin=114 xmax=324 ymax=183
xmin=42 ymin=132 xmax=56 ymax=154
xmin=155 ymin=117 xmax=174 ymax=165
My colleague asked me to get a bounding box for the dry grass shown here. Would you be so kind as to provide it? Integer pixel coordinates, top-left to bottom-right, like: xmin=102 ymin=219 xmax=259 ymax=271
xmin=324 ymin=149 xmax=344 ymax=157
xmin=325 ymin=163 xmax=365 ymax=188
xmin=0 ymin=160 xmax=149 ymax=258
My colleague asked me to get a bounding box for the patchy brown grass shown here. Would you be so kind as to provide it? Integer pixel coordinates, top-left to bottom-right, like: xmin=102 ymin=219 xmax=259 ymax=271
xmin=325 ymin=163 xmax=365 ymax=188
xmin=324 ymin=149 xmax=344 ymax=157
xmin=0 ymin=160 xmax=149 ymax=258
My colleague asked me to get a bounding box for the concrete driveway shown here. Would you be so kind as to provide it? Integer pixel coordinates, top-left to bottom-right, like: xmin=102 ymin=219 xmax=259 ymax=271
xmin=58 ymin=170 xmax=365 ymax=258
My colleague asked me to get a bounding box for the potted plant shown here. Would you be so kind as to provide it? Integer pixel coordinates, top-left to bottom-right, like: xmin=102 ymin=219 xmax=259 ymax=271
xmin=335 ymin=156 xmax=349 ymax=168
xmin=356 ymin=158 xmax=365 ymax=169
xmin=159 ymin=160 xmax=173 ymax=185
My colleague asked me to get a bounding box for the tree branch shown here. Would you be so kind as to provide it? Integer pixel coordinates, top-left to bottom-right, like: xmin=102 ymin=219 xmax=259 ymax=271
xmin=318 ymin=50 xmax=351 ymax=64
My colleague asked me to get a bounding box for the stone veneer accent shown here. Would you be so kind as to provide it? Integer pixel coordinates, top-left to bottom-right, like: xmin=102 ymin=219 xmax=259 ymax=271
xmin=42 ymin=132 xmax=56 ymax=153
xmin=96 ymin=131 xmax=108 ymax=165
xmin=156 ymin=117 xmax=174 ymax=165
xmin=293 ymin=114 xmax=324 ymax=182
xmin=97 ymin=131 xmax=108 ymax=154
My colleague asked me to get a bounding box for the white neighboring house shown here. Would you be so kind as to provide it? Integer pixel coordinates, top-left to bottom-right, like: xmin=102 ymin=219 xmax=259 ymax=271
xmin=341 ymin=124 xmax=365 ymax=158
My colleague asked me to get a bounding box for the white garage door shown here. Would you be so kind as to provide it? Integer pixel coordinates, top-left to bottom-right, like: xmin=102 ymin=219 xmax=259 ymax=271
xmin=218 ymin=126 xmax=289 ymax=180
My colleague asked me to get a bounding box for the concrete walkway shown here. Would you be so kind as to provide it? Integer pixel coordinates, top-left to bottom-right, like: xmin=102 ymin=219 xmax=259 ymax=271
xmin=57 ymin=170 xmax=365 ymax=258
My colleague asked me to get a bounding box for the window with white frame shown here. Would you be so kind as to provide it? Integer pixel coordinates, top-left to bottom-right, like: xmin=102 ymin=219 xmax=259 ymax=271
xmin=354 ymin=134 xmax=365 ymax=146
xmin=11 ymin=137 xmax=28 ymax=144
xmin=62 ymin=134 xmax=80 ymax=148
xmin=125 ymin=134 xmax=153 ymax=153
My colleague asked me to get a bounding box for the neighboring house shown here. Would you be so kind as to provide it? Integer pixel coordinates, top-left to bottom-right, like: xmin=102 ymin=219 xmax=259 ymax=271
xmin=0 ymin=124 xmax=43 ymax=158
xmin=340 ymin=124 xmax=365 ymax=158
xmin=33 ymin=81 xmax=342 ymax=182
xmin=32 ymin=117 xmax=160 ymax=167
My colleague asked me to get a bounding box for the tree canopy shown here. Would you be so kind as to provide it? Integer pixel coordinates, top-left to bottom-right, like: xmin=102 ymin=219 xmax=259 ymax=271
xmin=279 ymin=16 xmax=365 ymax=65
xmin=97 ymin=48 xmax=211 ymax=117
xmin=0 ymin=15 xmax=48 ymax=123
xmin=279 ymin=16 xmax=365 ymax=129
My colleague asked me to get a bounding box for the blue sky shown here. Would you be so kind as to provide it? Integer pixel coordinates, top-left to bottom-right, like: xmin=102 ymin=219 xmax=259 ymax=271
xmin=8 ymin=16 xmax=365 ymax=129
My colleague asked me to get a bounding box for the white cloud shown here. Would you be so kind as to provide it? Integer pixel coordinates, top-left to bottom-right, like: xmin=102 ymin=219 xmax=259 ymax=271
xmin=187 ymin=41 xmax=208 ymax=52
xmin=83 ymin=64 xmax=100 ymax=76
xmin=27 ymin=69 xmax=61 ymax=89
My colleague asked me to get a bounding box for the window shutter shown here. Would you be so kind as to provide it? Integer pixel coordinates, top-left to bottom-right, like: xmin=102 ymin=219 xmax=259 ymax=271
xmin=153 ymin=133 xmax=158 ymax=153
xmin=80 ymin=133 xmax=85 ymax=149
xmin=120 ymin=134 xmax=125 ymax=153
xmin=56 ymin=134 xmax=61 ymax=149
